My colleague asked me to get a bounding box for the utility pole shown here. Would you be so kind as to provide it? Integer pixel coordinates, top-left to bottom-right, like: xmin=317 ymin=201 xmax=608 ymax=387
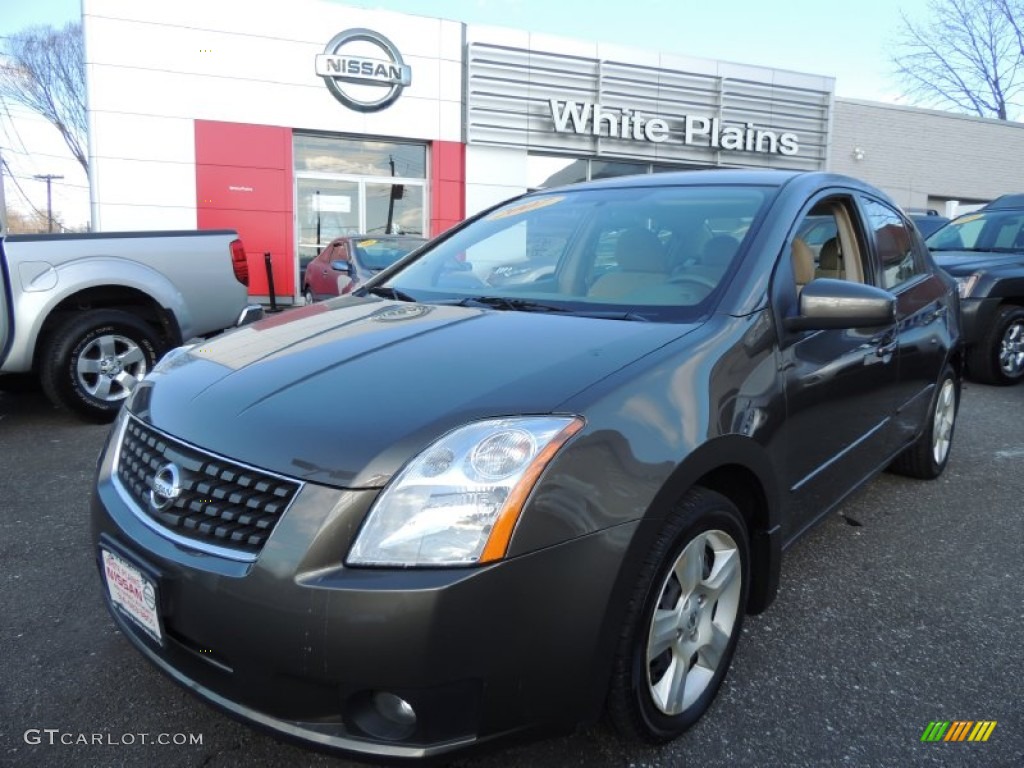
xmin=34 ymin=174 xmax=64 ymax=232
xmin=386 ymin=155 xmax=396 ymax=234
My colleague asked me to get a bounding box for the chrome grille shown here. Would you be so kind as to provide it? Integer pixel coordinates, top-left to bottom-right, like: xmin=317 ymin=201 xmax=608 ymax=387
xmin=114 ymin=416 xmax=301 ymax=557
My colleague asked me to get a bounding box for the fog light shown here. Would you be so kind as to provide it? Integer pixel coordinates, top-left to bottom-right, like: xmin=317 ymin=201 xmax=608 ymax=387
xmin=374 ymin=691 xmax=416 ymax=727
xmin=349 ymin=690 xmax=418 ymax=741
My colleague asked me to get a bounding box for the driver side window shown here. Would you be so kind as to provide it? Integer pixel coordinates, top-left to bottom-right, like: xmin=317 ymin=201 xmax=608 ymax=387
xmin=790 ymin=198 xmax=866 ymax=296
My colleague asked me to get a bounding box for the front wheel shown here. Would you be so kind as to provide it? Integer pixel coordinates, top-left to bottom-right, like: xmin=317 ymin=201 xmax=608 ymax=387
xmin=40 ymin=310 xmax=161 ymax=422
xmin=888 ymin=365 xmax=959 ymax=479
xmin=968 ymin=305 xmax=1024 ymax=385
xmin=607 ymin=487 xmax=749 ymax=744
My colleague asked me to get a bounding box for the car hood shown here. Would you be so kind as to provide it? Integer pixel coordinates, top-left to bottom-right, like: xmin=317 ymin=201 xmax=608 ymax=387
xmin=129 ymin=297 xmax=698 ymax=488
xmin=932 ymin=250 xmax=1024 ymax=274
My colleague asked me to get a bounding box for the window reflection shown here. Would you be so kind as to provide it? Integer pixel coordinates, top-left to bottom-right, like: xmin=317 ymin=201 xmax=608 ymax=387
xmin=527 ymin=154 xmax=707 ymax=189
xmin=294 ymin=135 xmax=426 ymax=178
xmin=366 ymin=183 xmax=424 ymax=236
xmin=590 ymin=160 xmax=646 ymax=180
xmin=527 ymin=156 xmax=587 ymax=190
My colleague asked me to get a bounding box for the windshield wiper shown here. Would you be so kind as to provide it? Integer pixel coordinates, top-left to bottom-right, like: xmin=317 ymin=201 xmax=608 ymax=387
xmin=450 ymin=296 xmax=571 ymax=313
xmin=366 ymin=285 xmax=418 ymax=302
xmin=450 ymin=296 xmax=649 ymax=321
xmin=571 ymin=310 xmax=649 ymax=322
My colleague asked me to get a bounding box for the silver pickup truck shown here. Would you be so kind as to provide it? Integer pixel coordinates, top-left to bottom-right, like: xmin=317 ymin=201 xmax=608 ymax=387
xmin=0 ymin=224 xmax=261 ymax=421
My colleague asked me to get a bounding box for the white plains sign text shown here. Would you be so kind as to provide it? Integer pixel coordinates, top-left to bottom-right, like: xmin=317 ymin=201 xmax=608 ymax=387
xmin=549 ymin=100 xmax=799 ymax=156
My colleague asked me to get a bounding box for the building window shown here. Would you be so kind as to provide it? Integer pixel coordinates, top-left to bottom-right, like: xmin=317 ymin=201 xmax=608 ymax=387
xmin=527 ymin=154 xmax=714 ymax=190
xmin=294 ymin=135 xmax=428 ymax=276
xmin=294 ymin=135 xmax=426 ymax=178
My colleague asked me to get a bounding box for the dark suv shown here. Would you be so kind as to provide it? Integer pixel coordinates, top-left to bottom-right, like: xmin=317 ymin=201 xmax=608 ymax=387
xmin=92 ymin=171 xmax=961 ymax=762
xmin=928 ymin=197 xmax=1024 ymax=384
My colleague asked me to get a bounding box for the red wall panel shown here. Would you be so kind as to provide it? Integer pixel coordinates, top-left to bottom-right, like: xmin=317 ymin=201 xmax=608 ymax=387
xmin=195 ymin=121 xmax=291 ymax=170
xmin=430 ymin=140 xmax=465 ymax=236
xmin=195 ymin=121 xmax=293 ymax=298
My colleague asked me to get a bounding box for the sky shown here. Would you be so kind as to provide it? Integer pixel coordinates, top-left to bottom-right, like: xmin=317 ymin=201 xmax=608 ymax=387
xmin=0 ymin=0 xmax=935 ymax=228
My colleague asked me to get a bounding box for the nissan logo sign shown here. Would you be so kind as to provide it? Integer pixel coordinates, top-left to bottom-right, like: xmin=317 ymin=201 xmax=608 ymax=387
xmin=315 ymin=28 xmax=412 ymax=112
xmin=149 ymin=462 xmax=182 ymax=512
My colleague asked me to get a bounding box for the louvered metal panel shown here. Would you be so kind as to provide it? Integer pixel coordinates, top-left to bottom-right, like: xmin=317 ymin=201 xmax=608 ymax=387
xmin=467 ymin=43 xmax=832 ymax=171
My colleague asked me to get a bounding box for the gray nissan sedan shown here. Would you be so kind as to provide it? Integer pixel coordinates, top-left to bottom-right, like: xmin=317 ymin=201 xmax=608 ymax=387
xmin=92 ymin=170 xmax=961 ymax=762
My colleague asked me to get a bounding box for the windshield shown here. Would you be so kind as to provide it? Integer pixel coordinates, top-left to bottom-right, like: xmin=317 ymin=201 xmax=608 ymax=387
xmin=373 ymin=184 xmax=773 ymax=322
xmin=927 ymin=209 xmax=1024 ymax=253
xmin=353 ymin=238 xmax=427 ymax=270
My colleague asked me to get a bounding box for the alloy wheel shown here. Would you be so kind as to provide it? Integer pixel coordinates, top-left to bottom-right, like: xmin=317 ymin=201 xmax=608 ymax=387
xmin=931 ymin=378 xmax=956 ymax=466
xmin=998 ymin=319 xmax=1024 ymax=378
xmin=76 ymin=333 xmax=148 ymax=402
xmin=645 ymin=529 xmax=742 ymax=715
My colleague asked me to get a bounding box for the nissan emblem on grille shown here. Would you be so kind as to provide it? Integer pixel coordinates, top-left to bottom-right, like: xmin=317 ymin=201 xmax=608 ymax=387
xmin=149 ymin=462 xmax=181 ymax=512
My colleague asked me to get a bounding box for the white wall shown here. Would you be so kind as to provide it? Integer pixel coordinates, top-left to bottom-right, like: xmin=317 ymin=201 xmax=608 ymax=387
xmin=830 ymin=99 xmax=1024 ymax=208
xmin=84 ymin=0 xmax=463 ymax=230
xmin=464 ymin=145 xmax=529 ymax=216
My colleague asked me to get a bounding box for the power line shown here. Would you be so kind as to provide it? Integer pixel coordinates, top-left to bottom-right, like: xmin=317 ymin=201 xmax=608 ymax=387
xmin=0 ymin=144 xmax=87 ymax=164
xmin=1 ymin=155 xmax=47 ymax=219
xmin=4 ymin=169 xmax=88 ymax=189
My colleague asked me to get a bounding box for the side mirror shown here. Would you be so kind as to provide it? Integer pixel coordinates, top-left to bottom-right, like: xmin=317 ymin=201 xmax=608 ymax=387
xmin=784 ymin=278 xmax=895 ymax=332
xmin=330 ymin=260 xmax=353 ymax=274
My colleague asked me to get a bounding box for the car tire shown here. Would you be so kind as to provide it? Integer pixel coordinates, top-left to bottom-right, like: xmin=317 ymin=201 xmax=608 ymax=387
xmin=40 ymin=310 xmax=161 ymax=422
xmin=968 ymin=305 xmax=1024 ymax=385
xmin=304 ymin=286 xmax=315 ymax=305
xmin=888 ymin=365 xmax=959 ymax=479
xmin=607 ymin=487 xmax=749 ymax=744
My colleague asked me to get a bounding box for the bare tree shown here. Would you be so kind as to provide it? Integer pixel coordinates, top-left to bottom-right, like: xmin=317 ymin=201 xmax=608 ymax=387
xmin=0 ymin=23 xmax=88 ymax=175
xmin=997 ymin=0 xmax=1024 ymax=55
xmin=4 ymin=206 xmax=56 ymax=234
xmin=894 ymin=0 xmax=1023 ymax=120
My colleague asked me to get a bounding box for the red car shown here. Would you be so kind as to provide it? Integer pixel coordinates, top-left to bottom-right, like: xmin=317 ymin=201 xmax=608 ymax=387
xmin=302 ymin=235 xmax=426 ymax=303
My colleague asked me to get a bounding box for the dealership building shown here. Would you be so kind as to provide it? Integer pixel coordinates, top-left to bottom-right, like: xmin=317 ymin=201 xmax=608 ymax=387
xmin=83 ymin=0 xmax=1024 ymax=301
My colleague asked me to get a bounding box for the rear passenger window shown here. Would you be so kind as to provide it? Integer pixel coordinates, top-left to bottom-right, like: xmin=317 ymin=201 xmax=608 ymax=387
xmin=862 ymin=199 xmax=922 ymax=290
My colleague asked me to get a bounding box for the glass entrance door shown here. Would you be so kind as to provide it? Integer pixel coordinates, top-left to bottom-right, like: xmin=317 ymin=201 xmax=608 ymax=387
xmin=294 ymin=135 xmax=428 ymax=292
xmin=296 ymin=178 xmax=361 ymax=273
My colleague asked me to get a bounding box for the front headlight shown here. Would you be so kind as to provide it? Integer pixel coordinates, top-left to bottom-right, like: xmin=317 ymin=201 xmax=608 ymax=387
xmin=955 ymin=273 xmax=980 ymax=298
xmin=347 ymin=416 xmax=584 ymax=567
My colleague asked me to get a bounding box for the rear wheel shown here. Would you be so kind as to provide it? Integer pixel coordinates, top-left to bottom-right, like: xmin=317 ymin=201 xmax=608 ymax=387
xmin=40 ymin=310 xmax=161 ymax=422
xmin=304 ymin=286 xmax=315 ymax=305
xmin=968 ymin=305 xmax=1024 ymax=385
xmin=607 ymin=487 xmax=749 ymax=744
xmin=889 ymin=365 xmax=958 ymax=479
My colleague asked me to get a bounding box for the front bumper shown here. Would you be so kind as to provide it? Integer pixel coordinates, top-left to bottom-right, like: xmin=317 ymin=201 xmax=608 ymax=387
xmin=235 ymin=303 xmax=264 ymax=326
xmin=959 ymin=296 xmax=1000 ymax=346
xmin=90 ymin=423 xmax=634 ymax=760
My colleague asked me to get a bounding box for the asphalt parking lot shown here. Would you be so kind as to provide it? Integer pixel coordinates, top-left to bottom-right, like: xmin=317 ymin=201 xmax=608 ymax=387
xmin=1 ymin=381 xmax=1022 ymax=768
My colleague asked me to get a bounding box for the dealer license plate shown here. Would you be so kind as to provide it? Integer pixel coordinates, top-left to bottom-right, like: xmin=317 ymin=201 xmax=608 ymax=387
xmin=101 ymin=549 xmax=163 ymax=644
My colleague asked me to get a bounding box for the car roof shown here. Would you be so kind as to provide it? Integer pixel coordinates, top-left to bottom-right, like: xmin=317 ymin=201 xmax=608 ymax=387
xmin=538 ymin=169 xmax=882 ymax=196
xmin=982 ymin=194 xmax=1024 ymax=210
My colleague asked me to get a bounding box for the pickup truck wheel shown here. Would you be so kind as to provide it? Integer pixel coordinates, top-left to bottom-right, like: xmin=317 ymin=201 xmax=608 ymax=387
xmin=889 ymin=366 xmax=959 ymax=479
xmin=607 ymin=487 xmax=749 ymax=744
xmin=968 ymin=305 xmax=1024 ymax=385
xmin=40 ymin=310 xmax=161 ymax=422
